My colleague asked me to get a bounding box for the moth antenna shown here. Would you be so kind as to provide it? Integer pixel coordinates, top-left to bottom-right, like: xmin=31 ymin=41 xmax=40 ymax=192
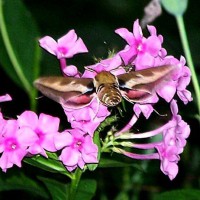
xmin=35 ymin=95 xmax=44 ymax=100
xmin=110 ymin=66 xmax=123 ymax=72
xmin=110 ymin=65 xmax=134 ymax=74
xmin=84 ymin=66 xmax=98 ymax=74
xmin=153 ymin=108 xmax=167 ymax=117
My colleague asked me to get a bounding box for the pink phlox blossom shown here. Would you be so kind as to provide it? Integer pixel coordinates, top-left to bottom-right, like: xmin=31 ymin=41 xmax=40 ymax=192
xmin=175 ymin=56 xmax=193 ymax=104
xmin=0 ymin=94 xmax=12 ymax=103
xmin=155 ymin=56 xmax=192 ymax=103
xmin=155 ymin=143 xmax=179 ymax=180
xmin=155 ymin=100 xmax=190 ymax=180
xmin=54 ymin=128 xmax=98 ymax=171
xmin=0 ymin=119 xmax=37 ymax=172
xmin=39 ymin=29 xmax=88 ymax=59
xmin=118 ymin=100 xmax=190 ymax=180
xmin=63 ymin=99 xmax=110 ymax=136
xmin=17 ymin=111 xmax=60 ymax=157
xmin=115 ymin=19 xmax=164 ymax=70
xmin=169 ymin=100 xmax=190 ymax=152
xmin=133 ymin=104 xmax=154 ymax=119
xmin=131 ymin=94 xmax=159 ymax=119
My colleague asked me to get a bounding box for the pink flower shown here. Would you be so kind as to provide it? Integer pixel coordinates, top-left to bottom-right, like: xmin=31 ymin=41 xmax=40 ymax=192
xmin=155 ymin=100 xmax=190 ymax=180
xmin=54 ymin=128 xmax=98 ymax=171
xmin=39 ymin=29 xmax=88 ymax=59
xmin=133 ymin=104 xmax=154 ymax=119
xmin=155 ymin=56 xmax=192 ymax=103
xmin=169 ymin=100 xmax=190 ymax=152
xmin=63 ymin=99 xmax=110 ymax=136
xmin=115 ymin=20 xmax=192 ymax=105
xmin=17 ymin=111 xmax=60 ymax=157
xmin=155 ymin=143 xmax=179 ymax=180
xmin=176 ymin=57 xmax=193 ymax=104
xmin=0 ymin=119 xmax=37 ymax=172
xmin=114 ymin=99 xmax=190 ymax=180
xmin=115 ymin=19 xmax=164 ymax=70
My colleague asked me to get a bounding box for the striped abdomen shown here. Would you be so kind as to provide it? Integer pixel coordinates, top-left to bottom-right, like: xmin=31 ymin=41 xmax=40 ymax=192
xmin=97 ymin=84 xmax=122 ymax=107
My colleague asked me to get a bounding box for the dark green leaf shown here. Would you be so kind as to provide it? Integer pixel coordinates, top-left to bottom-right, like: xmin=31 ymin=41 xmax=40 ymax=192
xmin=0 ymin=0 xmax=41 ymax=91
xmin=154 ymin=189 xmax=200 ymax=200
xmin=0 ymin=171 xmax=49 ymax=199
xmin=75 ymin=179 xmax=97 ymax=200
xmin=161 ymin=0 xmax=188 ymax=16
xmin=99 ymin=157 xmax=143 ymax=170
xmin=24 ymin=154 xmax=71 ymax=177
xmin=38 ymin=176 xmax=69 ymax=200
xmin=39 ymin=177 xmax=97 ymax=200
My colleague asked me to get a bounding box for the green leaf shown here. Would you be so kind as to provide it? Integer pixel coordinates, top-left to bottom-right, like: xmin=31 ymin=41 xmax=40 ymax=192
xmin=161 ymin=0 xmax=188 ymax=16
xmin=0 ymin=0 xmax=41 ymax=92
xmin=38 ymin=176 xmax=69 ymax=200
xmin=154 ymin=189 xmax=200 ymax=200
xmin=75 ymin=179 xmax=97 ymax=200
xmin=99 ymin=157 xmax=143 ymax=170
xmin=39 ymin=177 xmax=97 ymax=200
xmin=0 ymin=171 xmax=49 ymax=199
xmin=24 ymin=154 xmax=72 ymax=178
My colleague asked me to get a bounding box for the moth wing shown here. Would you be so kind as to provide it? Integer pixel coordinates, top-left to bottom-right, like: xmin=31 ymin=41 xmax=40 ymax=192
xmin=34 ymin=76 xmax=95 ymax=109
xmin=117 ymin=65 xmax=176 ymax=103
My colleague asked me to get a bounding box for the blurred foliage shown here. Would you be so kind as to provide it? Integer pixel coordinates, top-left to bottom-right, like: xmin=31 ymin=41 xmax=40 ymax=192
xmin=0 ymin=0 xmax=199 ymax=199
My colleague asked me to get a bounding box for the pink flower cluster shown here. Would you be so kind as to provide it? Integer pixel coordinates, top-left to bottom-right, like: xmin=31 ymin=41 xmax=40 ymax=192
xmin=0 ymin=19 xmax=191 ymax=179
xmin=0 ymin=97 xmax=97 ymax=172
xmin=115 ymin=20 xmax=192 ymax=117
xmin=115 ymin=100 xmax=190 ymax=180
xmin=38 ymin=19 xmax=192 ymax=179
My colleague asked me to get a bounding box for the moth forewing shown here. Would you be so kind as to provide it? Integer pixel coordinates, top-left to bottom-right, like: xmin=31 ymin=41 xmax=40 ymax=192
xmin=117 ymin=65 xmax=176 ymax=89
xmin=34 ymin=76 xmax=95 ymax=109
xmin=34 ymin=76 xmax=93 ymax=92
xmin=117 ymin=65 xmax=176 ymax=103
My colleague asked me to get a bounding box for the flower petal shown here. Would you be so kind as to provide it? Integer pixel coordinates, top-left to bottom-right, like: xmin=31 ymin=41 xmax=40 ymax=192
xmin=18 ymin=111 xmax=38 ymax=130
xmin=115 ymin=28 xmax=134 ymax=45
xmin=39 ymin=36 xmax=57 ymax=55
xmin=38 ymin=113 xmax=60 ymax=133
xmin=0 ymin=94 xmax=12 ymax=102
xmin=54 ymin=131 xmax=73 ymax=150
xmin=60 ymin=147 xmax=79 ymax=166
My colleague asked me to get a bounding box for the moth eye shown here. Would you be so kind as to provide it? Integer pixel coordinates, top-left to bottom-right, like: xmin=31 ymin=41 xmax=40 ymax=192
xmin=87 ymin=82 xmax=95 ymax=91
xmin=118 ymin=79 xmax=126 ymax=88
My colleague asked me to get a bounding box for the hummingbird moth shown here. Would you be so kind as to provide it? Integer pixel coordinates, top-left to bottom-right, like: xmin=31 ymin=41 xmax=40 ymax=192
xmin=34 ymin=65 xmax=176 ymax=109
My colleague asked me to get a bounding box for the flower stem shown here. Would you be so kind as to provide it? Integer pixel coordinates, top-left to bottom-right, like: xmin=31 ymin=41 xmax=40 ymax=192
xmin=59 ymin=58 xmax=67 ymax=76
xmin=175 ymin=15 xmax=200 ymax=117
xmin=69 ymin=168 xmax=83 ymax=200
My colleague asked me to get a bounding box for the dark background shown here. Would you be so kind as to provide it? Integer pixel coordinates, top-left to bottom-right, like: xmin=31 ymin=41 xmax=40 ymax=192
xmin=0 ymin=0 xmax=199 ymax=199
